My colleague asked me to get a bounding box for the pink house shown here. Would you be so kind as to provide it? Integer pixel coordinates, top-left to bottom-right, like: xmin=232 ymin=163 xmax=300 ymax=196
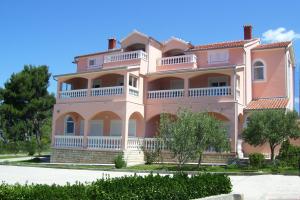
xmin=51 ymin=25 xmax=297 ymax=165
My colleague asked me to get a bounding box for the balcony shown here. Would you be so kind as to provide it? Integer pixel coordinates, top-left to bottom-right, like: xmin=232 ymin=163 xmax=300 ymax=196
xmin=53 ymin=135 xmax=165 ymax=150
xmin=91 ymin=86 xmax=124 ymax=97
xmin=148 ymin=87 xmax=232 ymax=99
xmin=103 ymin=50 xmax=148 ymax=68
xmin=156 ymin=54 xmax=197 ymax=71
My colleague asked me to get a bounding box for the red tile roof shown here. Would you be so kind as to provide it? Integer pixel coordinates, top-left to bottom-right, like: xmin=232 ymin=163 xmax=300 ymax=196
xmin=191 ymin=39 xmax=256 ymax=51
xmin=245 ymin=98 xmax=289 ymax=110
xmin=253 ymin=41 xmax=291 ymax=50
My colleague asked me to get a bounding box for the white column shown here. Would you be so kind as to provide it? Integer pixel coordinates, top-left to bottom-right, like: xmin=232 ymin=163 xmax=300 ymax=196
xmin=124 ymin=73 xmax=129 ymax=98
xmin=184 ymin=77 xmax=189 ymax=97
xmin=83 ymin=119 xmax=89 ymax=148
xmin=121 ymin=111 xmax=129 ymax=150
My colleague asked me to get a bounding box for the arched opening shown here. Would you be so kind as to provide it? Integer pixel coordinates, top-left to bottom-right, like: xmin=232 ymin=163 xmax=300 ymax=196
xmin=60 ymin=77 xmax=88 ymax=91
xmin=124 ymin=43 xmax=146 ymax=52
xmin=128 ymin=112 xmax=144 ymax=137
xmin=145 ymin=113 xmax=176 ymax=137
xmin=92 ymin=74 xmax=124 ymax=88
xmin=253 ymin=60 xmax=265 ymax=81
xmin=148 ymin=77 xmax=184 ymax=91
xmin=89 ymin=111 xmax=122 ymax=136
xmin=189 ymin=73 xmax=231 ymax=88
xmin=55 ymin=112 xmax=84 ymax=136
xmin=163 ymin=49 xmax=185 ymax=57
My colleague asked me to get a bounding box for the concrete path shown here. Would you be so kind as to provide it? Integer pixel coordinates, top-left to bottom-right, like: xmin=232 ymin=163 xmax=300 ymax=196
xmin=0 ymin=165 xmax=299 ymax=200
xmin=0 ymin=156 xmax=34 ymax=162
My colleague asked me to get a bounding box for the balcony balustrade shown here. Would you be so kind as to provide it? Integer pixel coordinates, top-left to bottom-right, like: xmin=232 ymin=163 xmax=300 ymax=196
xmin=188 ymin=86 xmax=232 ymax=97
xmin=59 ymin=89 xmax=88 ymax=99
xmin=87 ymin=136 xmax=122 ymax=150
xmin=148 ymin=89 xmax=184 ymax=99
xmin=104 ymin=50 xmax=148 ymax=63
xmin=157 ymin=54 xmax=197 ymax=66
xmin=91 ymin=86 xmax=124 ymax=96
xmin=54 ymin=135 xmax=84 ymax=148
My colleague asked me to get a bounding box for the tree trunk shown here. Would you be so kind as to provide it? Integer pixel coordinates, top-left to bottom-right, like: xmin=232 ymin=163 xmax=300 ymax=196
xmin=270 ymin=144 xmax=276 ymax=163
xmin=197 ymin=153 xmax=203 ymax=168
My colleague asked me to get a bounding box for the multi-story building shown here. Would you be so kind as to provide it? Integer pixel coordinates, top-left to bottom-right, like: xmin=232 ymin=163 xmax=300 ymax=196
xmin=51 ymin=25 xmax=296 ymax=165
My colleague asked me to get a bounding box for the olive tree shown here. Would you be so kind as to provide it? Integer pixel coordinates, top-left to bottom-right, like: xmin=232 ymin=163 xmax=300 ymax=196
xmin=243 ymin=109 xmax=300 ymax=161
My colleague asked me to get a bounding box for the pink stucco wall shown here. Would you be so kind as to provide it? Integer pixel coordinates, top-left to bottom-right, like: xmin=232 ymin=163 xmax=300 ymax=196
xmin=251 ymin=49 xmax=286 ymax=98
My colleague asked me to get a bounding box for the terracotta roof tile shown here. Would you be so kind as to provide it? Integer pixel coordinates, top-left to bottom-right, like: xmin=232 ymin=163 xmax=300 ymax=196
xmin=245 ymin=98 xmax=289 ymax=110
xmin=253 ymin=41 xmax=291 ymax=50
xmin=191 ymin=39 xmax=256 ymax=51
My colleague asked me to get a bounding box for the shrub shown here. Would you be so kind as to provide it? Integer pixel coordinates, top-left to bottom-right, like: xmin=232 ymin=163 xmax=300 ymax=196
xmin=24 ymin=140 xmax=37 ymax=156
xmin=277 ymin=140 xmax=300 ymax=168
xmin=0 ymin=173 xmax=232 ymax=200
xmin=114 ymin=154 xmax=126 ymax=169
xmin=249 ymin=153 xmax=265 ymax=168
xmin=143 ymin=149 xmax=160 ymax=165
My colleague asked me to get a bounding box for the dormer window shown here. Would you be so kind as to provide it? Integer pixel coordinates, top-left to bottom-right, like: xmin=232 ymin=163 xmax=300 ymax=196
xmin=253 ymin=61 xmax=265 ymax=81
xmin=208 ymin=50 xmax=229 ymax=64
xmin=89 ymin=59 xmax=96 ymax=66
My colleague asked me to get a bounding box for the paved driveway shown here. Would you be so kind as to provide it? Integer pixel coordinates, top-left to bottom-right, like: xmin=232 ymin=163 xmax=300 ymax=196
xmin=0 ymin=165 xmax=299 ymax=200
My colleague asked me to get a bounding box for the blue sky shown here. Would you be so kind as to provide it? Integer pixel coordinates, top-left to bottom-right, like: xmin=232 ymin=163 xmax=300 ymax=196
xmin=0 ymin=0 xmax=299 ymax=111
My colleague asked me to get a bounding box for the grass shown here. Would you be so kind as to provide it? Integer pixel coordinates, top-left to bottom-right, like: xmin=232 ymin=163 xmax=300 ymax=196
xmin=0 ymin=156 xmax=299 ymax=175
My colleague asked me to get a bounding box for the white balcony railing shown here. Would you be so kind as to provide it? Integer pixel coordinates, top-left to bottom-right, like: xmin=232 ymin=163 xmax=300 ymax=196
xmin=104 ymin=50 xmax=148 ymax=63
xmin=157 ymin=54 xmax=197 ymax=66
xmin=127 ymin=137 xmax=166 ymax=150
xmin=54 ymin=135 xmax=84 ymax=148
xmin=87 ymin=136 xmax=122 ymax=150
xmin=148 ymin=89 xmax=184 ymax=99
xmin=129 ymin=86 xmax=139 ymax=96
xmin=188 ymin=86 xmax=232 ymax=97
xmin=127 ymin=137 xmax=144 ymax=150
xmin=91 ymin=86 xmax=124 ymax=96
xmin=59 ymin=89 xmax=88 ymax=99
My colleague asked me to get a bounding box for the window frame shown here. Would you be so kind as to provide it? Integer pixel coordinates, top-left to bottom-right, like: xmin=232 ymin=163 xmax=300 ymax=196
xmin=252 ymin=60 xmax=267 ymax=82
xmin=129 ymin=75 xmax=138 ymax=88
xmin=208 ymin=50 xmax=229 ymax=64
xmin=64 ymin=115 xmax=75 ymax=135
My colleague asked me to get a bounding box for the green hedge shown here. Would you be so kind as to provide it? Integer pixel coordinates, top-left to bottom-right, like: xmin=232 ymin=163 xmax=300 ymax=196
xmin=0 ymin=173 xmax=231 ymax=200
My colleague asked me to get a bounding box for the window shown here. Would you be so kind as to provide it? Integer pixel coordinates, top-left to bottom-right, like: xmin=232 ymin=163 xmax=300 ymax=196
xmin=88 ymin=59 xmax=97 ymax=67
xmin=208 ymin=76 xmax=228 ymax=87
xmin=89 ymin=120 xmax=103 ymax=136
xmin=253 ymin=61 xmax=265 ymax=81
xmin=110 ymin=120 xmax=122 ymax=136
xmin=208 ymin=50 xmax=229 ymax=64
xmin=117 ymin=77 xmax=124 ymax=86
xmin=64 ymin=116 xmax=75 ymax=135
xmin=128 ymin=119 xmax=137 ymax=137
xmin=93 ymin=79 xmax=102 ymax=88
xmin=129 ymin=76 xmax=138 ymax=88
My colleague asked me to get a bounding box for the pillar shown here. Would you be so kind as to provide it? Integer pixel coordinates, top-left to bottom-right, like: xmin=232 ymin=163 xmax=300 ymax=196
xmin=83 ymin=119 xmax=90 ymax=148
xmin=121 ymin=110 xmax=129 ymax=150
xmin=184 ymin=77 xmax=189 ymax=97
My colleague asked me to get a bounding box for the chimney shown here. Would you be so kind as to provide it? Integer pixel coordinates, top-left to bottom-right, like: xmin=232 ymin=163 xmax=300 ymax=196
xmin=108 ymin=38 xmax=117 ymax=50
xmin=243 ymin=25 xmax=252 ymax=40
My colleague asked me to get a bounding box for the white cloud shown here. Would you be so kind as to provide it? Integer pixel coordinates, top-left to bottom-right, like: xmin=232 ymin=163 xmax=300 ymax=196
xmin=262 ymin=27 xmax=300 ymax=42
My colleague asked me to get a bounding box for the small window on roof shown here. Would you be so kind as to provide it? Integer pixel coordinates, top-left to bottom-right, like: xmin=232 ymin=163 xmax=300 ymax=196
xmin=253 ymin=61 xmax=265 ymax=81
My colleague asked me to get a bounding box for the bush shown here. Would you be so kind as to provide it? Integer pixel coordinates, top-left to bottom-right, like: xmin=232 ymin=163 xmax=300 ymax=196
xmin=277 ymin=140 xmax=300 ymax=168
xmin=114 ymin=154 xmax=126 ymax=169
xmin=0 ymin=173 xmax=232 ymax=200
xmin=24 ymin=140 xmax=37 ymax=156
xmin=249 ymin=153 xmax=265 ymax=168
xmin=143 ymin=149 xmax=160 ymax=165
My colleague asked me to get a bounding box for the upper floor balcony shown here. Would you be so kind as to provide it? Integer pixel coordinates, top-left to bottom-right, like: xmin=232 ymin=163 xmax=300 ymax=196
xmin=156 ymin=54 xmax=197 ymax=71
xmin=56 ymin=73 xmax=140 ymax=103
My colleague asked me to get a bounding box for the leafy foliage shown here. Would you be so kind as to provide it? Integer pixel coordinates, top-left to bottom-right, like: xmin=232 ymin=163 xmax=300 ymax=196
xmin=159 ymin=109 xmax=230 ymax=168
xmin=243 ymin=110 xmax=300 ymax=161
xmin=249 ymin=153 xmax=265 ymax=169
xmin=0 ymin=173 xmax=232 ymax=200
xmin=114 ymin=154 xmax=127 ymax=169
xmin=0 ymin=65 xmax=55 ymax=154
xmin=277 ymin=140 xmax=300 ymax=168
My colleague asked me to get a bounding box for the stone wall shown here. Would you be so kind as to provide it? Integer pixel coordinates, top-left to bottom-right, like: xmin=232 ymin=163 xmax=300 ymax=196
xmin=51 ymin=148 xmax=123 ymax=164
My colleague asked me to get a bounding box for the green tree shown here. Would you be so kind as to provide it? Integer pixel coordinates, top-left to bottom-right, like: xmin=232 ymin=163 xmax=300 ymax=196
xmin=242 ymin=110 xmax=300 ymax=161
xmin=0 ymin=65 xmax=55 ymax=154
xmin=159 ymin=109 xmax=230 ymax=169
xmin=159 ymin=109 xmax=198 ymax=169
xmin=194 ymin=113 xmax=230 ymax=168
